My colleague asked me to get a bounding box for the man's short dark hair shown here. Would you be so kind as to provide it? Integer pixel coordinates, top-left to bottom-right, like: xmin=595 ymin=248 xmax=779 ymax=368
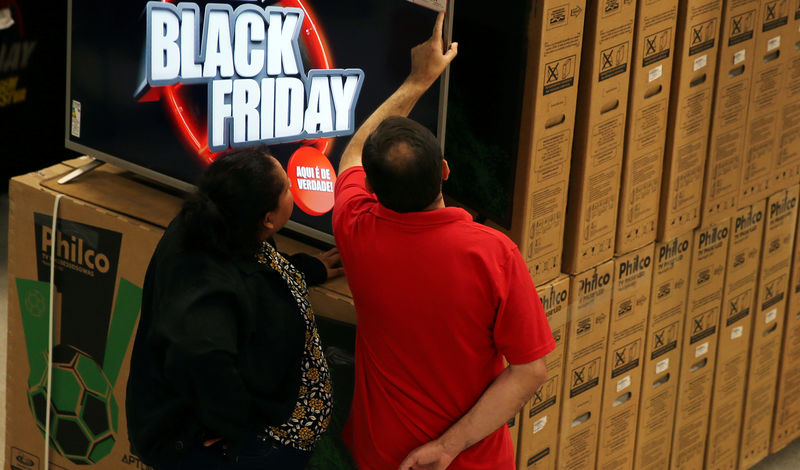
xmin=362 ymin=116 xmax=444 ymax=213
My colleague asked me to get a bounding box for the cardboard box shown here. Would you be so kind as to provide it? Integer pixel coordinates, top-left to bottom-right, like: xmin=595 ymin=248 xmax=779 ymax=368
xmin=518 ymin=276 xmax=570 ymax=470
xmin=701 ymin=0 xmax=761 ymax=226
xmin=658 ymin=0 xmax=723 ymax=241
xmin=738 ymin=0 xmax=793 ymax=207
xmin=563 ymin=0 xmax=637 ymax=273
xmin=3 ymin=162 xmax=360 ymax=470
xmin=705 ymin=201 xmax=767 ymax=470
xmin=597 ymin=244 xmax=654 ymax=470
xmin=773 ymin=0 xmax=800 ymax=191
xmin=739 ymin=184 xmax=800 ymax=469
xmin=5 ymin=164 xmax=164 ymax=470
xmin=509 ymin=411 xmax=522 ymax=460
xmin=772 ymin=180 xmax=800 ymax=453
xmin=558 ymin=261 xmax=613 ymax=470
xmin=633 ymin=231 xmax=693 ymax=470
xmin=616 ymin=0 xmax=679 ymax=254
xmin=670 ymin=219 xmax=731 ymax=470
xmin=510 ymin=1 xmax=587 ymax=285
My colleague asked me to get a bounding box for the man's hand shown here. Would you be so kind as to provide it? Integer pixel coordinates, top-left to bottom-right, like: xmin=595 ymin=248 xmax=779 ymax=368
xmin=337 ymin=12 xmax=457 ymax=173
xmin=398 ymin=439 xmax=456 ymax=470
xmin=317 ymin=247 xmax=345 ymax=280
xmin=408 ymin=12 xmax=458 ymax=90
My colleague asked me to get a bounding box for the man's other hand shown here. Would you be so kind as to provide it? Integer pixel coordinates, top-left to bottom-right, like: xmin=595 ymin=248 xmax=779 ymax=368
xmin=408 ymin=12 xmax=458 ymax=90
xmin=397 ymin=439 xmax=456 ymax=470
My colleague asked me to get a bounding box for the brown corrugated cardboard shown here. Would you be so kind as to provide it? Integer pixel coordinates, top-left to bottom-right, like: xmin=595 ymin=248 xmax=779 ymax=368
xmin=597 ymin=244 xmax=654 ymax=470
xmin=739 ymin=184 xmax=800 ymax=469
xmin=701 ymin=0 xmax=761 ymax=226
xmin=518 ymin=276 xmax=570 ymax=470
xmin=510 ymin=411 xmax=522 ymax=460
xmin=773 ymin=1 xmax=800 ymax=191
xmin=659 ymin=0 xmax=723 ymax=241
xmin=670 ymin=219 xmax=730 ymax=470
xmin=738 ymin=0 xmax=793 ymax=207
xmin=705 ymin=201 xmax=767 ymax=470
xmin=559 ymin=261 xmax=613 ymax=470
xmin=616 ymin=0 xmax=679 ymax=254
xmin=772 ymin=180 xmax=800 ymax=453
xmin=5 ymin=165 xmax=163 ymax=470
xmin=633 ymin=231 xmax=693 ymax=470
xmin=563 ymin=0 xmax=637 ymax=273
xmin=510 ymin=1 xmax=587 ymax=285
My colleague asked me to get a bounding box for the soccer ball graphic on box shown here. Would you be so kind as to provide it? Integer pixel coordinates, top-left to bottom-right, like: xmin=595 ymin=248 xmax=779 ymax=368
xmin=27 ymin=344 xmax=119 ymax=464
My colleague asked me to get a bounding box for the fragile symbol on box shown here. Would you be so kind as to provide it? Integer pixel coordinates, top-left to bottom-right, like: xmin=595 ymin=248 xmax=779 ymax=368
xmin=691 ymin=309 xmax=717 ymax=344
xmin=612 ymin=340 xmax=641 ymax=378
xmin=599 ymin=42 xmax=629 ymax=81
xmin=763 ymin=1 xmax=789 ymax=32
xmin=729 ymin=11 xmax=756 ymax=46
xmin=531 ymin=375 xmax=559 ymax=415
xmin=727 ymin=289 xmax=752 ymax=326
xmin=651 ymin=321 xmax=679 ymax=359
xmin=543 ymin=55 xmax=576 ymax=95
xmin=570 ymin=358 xmax=601 ymax=398
xmin=643 ymin=28 xmax=672 ymax=67
xmin=690 ymin=19 xmax=717 ymax=56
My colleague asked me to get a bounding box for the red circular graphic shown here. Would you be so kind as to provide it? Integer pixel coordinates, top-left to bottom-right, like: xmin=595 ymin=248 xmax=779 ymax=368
xmin=287 ymin=146 xmax=336 ymax=216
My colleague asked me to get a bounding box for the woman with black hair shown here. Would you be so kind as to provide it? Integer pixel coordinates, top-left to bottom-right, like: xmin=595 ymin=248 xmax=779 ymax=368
xmin=126 ymin=147 xmax=342 ymax=469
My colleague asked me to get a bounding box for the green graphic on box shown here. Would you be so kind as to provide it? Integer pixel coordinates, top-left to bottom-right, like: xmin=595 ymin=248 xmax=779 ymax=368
xmin=17 ymin=278 xmax=142 ymax=465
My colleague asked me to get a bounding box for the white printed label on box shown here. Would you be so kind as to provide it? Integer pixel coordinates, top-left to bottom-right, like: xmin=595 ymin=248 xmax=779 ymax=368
xmin=732 ymin=326 xmax=744 ymax=339
xmin=694 ymin=55 xmax=708 ymax=71
xmin=533 ymin=416 xmax=547 ymax=434
xmin=734 ymin=49 xmax=746 ymax=65
xmin=649 ymin=64 xmax=663 ymax=82
xmin=617 ymin=375 xmax=631 ymax=392
xmin=71 ymin=100 xmax=81 ymax=138
xmin=656 ymin=358 xmax=669 ymax=374
xmin=768 ymin=36 xmax=781 ymax=52
xmin=696 ymin=342 xmax=709 ymax=358
xmin=766 ymin=309 xmax=777 ymax=323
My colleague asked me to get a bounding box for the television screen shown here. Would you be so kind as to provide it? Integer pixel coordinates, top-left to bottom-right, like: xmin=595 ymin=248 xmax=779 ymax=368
xmin=65 ymin=0 xmax=441 ymax=243
xmin=443 ymin=0 xmax=531 ymax=229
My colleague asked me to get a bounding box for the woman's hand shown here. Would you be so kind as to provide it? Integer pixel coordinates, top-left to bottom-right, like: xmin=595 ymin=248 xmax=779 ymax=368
xmin=318 ymin=247 xmax=345 ymax=280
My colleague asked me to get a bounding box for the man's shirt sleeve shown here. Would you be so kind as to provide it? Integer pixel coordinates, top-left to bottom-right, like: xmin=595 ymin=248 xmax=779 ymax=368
xmin=333 ymin=166 xmax=377 ymax=240
xmin=493 ymin=246 xmax=556 ymax=364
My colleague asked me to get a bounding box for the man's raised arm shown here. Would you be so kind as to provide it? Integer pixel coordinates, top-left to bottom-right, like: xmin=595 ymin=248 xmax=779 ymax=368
xmin=337 ymin=12 xmax=457 ymax=174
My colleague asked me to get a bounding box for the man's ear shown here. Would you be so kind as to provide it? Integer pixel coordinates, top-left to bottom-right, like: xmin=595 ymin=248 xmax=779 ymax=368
xmin=365 ymin=175 xmax=375 ymax=194
xmin=442 ymin=159 xmax=450 ymax=181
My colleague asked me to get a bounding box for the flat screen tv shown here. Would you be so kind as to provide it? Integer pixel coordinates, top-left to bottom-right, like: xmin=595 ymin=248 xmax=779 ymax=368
xmin=65 ymin=0 xmax=443 ymax=243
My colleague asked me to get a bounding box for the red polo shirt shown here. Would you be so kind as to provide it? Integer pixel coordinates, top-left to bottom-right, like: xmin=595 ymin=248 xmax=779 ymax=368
xmin=332 ymin=167 xmax=554 ymax=470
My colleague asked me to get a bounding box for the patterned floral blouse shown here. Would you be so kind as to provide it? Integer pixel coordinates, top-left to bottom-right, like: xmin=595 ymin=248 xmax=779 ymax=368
xmin=256 ymin=242 xmax=333 ymax=451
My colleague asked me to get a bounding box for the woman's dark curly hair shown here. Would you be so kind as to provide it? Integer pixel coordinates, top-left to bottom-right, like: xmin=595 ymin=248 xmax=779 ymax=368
xmin=180 ymin=146 xmax=285 ymax=256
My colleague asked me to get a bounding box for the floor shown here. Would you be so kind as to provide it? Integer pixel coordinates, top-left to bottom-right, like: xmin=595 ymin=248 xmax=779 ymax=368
xmin=1 ymin=191 xmax=799 ymax=469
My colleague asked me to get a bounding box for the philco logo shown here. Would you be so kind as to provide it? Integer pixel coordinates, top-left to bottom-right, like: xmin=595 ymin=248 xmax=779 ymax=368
xmin=580 ymin=270 xmax=611 ymax=295
xmin=689 ymin=18 xmax=717 ymax=56
xmin=729 ymin=10 xmax=756 ymax=46
xmin=541 ymin=287 xmax=568 ymax=313
xmin=735 ymin=209 xmax=763 ymax=233
xmin=543 ymin=55 xmax=576 ymax=95
xmin=659 ymin=238 xmax=690 ymax=262
xmin=699 ymin=225 xmax=729 ymax=249
xmin=763 ymin=0 xmax=789 ymax=32
xmin=619 ymin=253 xmax=652 ymax=279
xmin=40 ymin=226 xmax=112 ymax=275
xmin=769 ymin=195 xmax=797 ymax=219
xmin=643 ymin=28 xmax=672 ymax=67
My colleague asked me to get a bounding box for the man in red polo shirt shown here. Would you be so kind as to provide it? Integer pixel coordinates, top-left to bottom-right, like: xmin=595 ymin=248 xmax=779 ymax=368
xmin=332 ymin=13 xmax=555 ymax=470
